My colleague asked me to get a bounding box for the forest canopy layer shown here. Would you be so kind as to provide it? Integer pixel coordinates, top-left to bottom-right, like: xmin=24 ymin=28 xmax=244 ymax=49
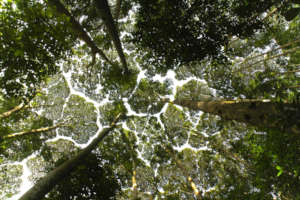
xmin=0 ymin=0 xmax=300 ymax=200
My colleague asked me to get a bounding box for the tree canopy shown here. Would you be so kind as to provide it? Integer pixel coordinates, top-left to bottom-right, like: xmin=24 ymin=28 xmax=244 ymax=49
xmin=0 ymin=0 xmax=300 ymax=199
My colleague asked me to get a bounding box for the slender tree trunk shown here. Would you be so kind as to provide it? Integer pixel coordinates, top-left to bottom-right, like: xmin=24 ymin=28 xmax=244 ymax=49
xmin=19 ymin=114 xmax=122 ymax=200
xmin=47 ymin=0 xmax=113 ymax=65
xmin=238 ymin=39 xmax=300 ymax=67
xmin=131 ymin=169 xmax=139 ymax=200
xmin=0 ymin=103 xmax=25 ymax=119
xmin=237 ymin=46 xmax=300 ymax=72
xmin=169 ymin=99 xmax=300 ymax=134
xmin=95 ymin=0 xmax=128 ymax=72
xmin=2 ymin=123 xmax=65 ymax=139
xmin=122 ymin=131 xmax=139 ymax=199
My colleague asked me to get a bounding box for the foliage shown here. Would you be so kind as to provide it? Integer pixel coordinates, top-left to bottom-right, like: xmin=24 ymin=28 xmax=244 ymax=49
xmin=128 ymin=78 xmax=171 ymax=114
xmin=204 ymin=11 xmax=300 ymax=101
xmin=0 ymin=0 xmax=75 ymax=98
xmin=132 ymin=0 xmax=282 ymax=68
xmin=232 ymin=128 xmax=300 ymax=199
xmin=0 ymin=0 xmax=300 ymax=199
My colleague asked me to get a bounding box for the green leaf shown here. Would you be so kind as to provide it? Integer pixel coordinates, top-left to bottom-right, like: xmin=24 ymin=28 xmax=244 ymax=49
xmin=14 ymin=49 xmax=23 ymax=57
xmin=276 ymin=166 xmax=283 ymax=177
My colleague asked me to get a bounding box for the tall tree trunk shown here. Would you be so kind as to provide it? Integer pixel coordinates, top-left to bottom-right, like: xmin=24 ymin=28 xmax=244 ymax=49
xmin=47 ymin=0 xmax=113 ymax=65
xmin=19 ymin=114 xmax=122 ymax=200
xmin=169 ymin=99 xmax=300 ymax=134
xmin=95 ymin=0 xmax=128 ymax=72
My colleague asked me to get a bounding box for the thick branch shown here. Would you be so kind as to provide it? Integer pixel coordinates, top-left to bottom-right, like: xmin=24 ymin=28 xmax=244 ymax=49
xmin=19 ymin=113 xmax=122 ymax=200
xmin=95 ymin=0 xmax=128 ymax=72
xmin=48 ymin=0 xmax=113 ymax=65
xmin=131 ymin=170 xmax=138 ymax=200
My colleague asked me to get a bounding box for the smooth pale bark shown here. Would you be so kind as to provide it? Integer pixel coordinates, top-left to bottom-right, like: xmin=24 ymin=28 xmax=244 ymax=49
xmin=131 ymin=170 xmax=138 ymax=200
xmin=19 ymin=114 xmax=122 ymax=200
xmin=95 ymin=0 xmax=128 ymax=72
xmin=48 ymin=0 xmax=113 ymax=65
xmin=2 ymin=123 xmax=65 ymax=139
xmin=170 ymin=99 xmax=300 ymax=134
xmin=0 ymin=103 xmax=24 ymax=119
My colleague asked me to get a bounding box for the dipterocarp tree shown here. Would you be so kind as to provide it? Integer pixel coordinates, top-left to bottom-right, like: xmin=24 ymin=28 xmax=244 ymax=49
xmin=0 ymin=0 xmax=300 ymax=200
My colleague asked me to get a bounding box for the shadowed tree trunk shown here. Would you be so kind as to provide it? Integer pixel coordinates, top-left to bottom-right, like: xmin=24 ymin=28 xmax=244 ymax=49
xmin=168 ymin=99 xmax=300 ymax=134
xmin=19 ymin=114 xmax=122 ymax=200
xmin=95 ymin=0 xmax=128 ymax=72
xmin=114 ymin=0 xmax=122 ymax=20
xmin=48 ymin=0 xmax=113 ymax=65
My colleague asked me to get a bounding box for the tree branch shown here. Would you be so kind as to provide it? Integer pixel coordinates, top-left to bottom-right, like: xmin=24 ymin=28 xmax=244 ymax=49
xmin=0 ymin=103 xmax=25 ymax=119
xmin=2 ymin=123 xmax=67 ymax=139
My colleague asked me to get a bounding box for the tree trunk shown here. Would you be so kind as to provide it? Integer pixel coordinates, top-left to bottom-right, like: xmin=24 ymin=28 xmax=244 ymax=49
xmin=238 ymin=39 xmax=300 ymax=67
xmin=237 ymin=46 xmax=300 ymax=72
xmin=19 ymin=114 xmax=122 ymax=200
xmin=171 ymin=99 xmax=300 ymax=134
xmin=47 ymin=0 xmax=113 ymax=65
xmin=95 ymin=0 xmax=128 ymax=72
xmin=114 ymin=0 xmax=122 ymax=20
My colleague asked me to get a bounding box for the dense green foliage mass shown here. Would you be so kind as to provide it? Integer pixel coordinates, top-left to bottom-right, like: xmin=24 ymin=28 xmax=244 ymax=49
xmin=0 ymin=0 xmax=299 ymax=200
xmin=0 ymin=0 xmax=75 ymax=97
xmin=132 ymin=0 xmax=282 ymax=67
